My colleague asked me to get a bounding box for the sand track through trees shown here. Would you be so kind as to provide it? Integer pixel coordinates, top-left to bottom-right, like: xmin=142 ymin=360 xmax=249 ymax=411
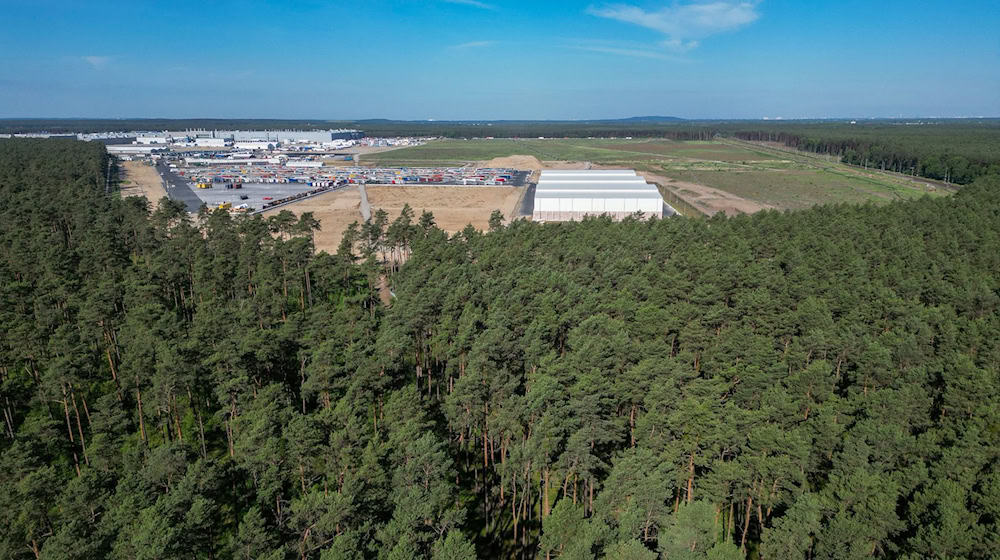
xmin=119 ymin=161 xmax=168 ymax=203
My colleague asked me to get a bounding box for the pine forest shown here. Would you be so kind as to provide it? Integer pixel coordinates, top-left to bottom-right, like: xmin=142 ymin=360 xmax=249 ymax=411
xmin=2 ymin=138 xmax=1000 ymax=559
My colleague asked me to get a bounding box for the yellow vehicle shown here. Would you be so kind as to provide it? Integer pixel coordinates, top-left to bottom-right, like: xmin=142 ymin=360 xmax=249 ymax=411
xmin=217 ymin=202 xmax=232 ymax=210
xmin=196 ymin=182 xmax=212 ymax=189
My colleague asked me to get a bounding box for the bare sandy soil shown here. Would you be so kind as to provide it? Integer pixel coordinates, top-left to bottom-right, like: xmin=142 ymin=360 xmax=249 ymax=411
xmin=262 ymin=187 xmax=363 ymax=253
xmin=367 ymin=186 xmax=522 ymax=234
xmin=543 ymin=160 xmax=593 ymax=170
xmin=265 ymin=185 xmax=522 ymax=253
xmin=119 ymin=161 xmax=168 ymax=203
xmin=484 ymin=155 xmax=542 ymax=170
xmin=638 ymin=170 xmax=773 ymax=216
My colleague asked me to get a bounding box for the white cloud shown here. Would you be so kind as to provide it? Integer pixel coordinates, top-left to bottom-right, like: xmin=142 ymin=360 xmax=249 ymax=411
xmin=573 ymin=45 xmax=676 ymax=60
xmin=588 ymin=1 xmax=760 ymax=51
xmin=451 ymin=40 xmax=496 ymax=49
xmin=442 ymin=0 xmax=496 ymax=10
xmin=82 ymin=55 xmax=111 ymax=69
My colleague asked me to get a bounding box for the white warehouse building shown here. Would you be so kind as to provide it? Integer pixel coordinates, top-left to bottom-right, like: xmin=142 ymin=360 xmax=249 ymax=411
xmin=532 ymin=170 xmax=664 ymax=221
xmin=193 ymin=138 xmax=229 ymax=147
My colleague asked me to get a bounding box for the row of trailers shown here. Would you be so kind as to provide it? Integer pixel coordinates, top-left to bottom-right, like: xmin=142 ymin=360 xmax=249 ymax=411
xmin=532 ymin=170 xmax=665 ymax=222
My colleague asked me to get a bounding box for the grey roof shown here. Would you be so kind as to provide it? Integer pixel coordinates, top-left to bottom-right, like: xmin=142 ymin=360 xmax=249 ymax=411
xmin=535 ymin=181 xmax=659 ymax=192
xmin=538 ymin=178 xmax=648 ymax=183
xmin=535 ymin=168 xmax=662 ymax=201
xmin=534 ymin=190 xmax=663 ymax=199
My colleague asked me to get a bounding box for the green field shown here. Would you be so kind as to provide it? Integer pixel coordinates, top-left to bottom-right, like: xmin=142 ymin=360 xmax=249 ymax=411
xmin=366 ymin=138 xmax=775 ymax=166
xmin=668 ymin=166 xmax=944 ymax=210
xmin=368 ymin=138 xmax=947 ymax=213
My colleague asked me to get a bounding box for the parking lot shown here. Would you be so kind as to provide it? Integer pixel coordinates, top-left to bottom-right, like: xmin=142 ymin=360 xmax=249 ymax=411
xmin=189 ymin=182 xmax=322 ymax=211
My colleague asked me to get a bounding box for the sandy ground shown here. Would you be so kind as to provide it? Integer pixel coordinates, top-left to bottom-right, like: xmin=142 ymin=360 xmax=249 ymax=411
xmin=262 ymin=187 xmax=363 ymax=253
xmin=367 ymin=186 xmax=522 ymax=234
xmin=119 ymin=161 xmax=168 ymax=203
xmin=639 ymin=170 xmax=773 ymax=216
xmin=263 ymin=185 xmax=522 ymax=253
xmin=542 ymin=160 xmax=592 ymax=170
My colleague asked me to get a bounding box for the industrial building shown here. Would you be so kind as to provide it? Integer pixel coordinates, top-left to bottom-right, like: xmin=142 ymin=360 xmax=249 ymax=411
xmin=184 ymin=129 xmax=362 ymax=143
xmin=194 ymin=138 xmax=229 ymax=148
xmin=532 ymin=170 xmax=664 ymax=221
xmin=107 ymin=145 xmax=167 ymax=155
xmin=233 ymin=141 xmax=275 ymax=151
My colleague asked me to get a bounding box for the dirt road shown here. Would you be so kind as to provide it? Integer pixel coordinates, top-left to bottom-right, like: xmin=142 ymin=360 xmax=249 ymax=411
xmin=119 ymin=161 xmax=168 ymax=203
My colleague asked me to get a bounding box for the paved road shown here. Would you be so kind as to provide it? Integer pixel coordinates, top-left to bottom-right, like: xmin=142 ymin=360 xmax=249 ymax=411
xmin=359 ymin=184 xmax=372 ymax=221
xmin=517 ymin=183 xmax=536 ymax=216
xmin=510 ymin=170 xmax=531 ymax=187
xmin=155 ymin=161 xmax=205 ymax=213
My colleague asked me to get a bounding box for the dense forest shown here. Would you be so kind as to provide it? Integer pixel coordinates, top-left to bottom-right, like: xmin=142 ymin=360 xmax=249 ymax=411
xmin=2 ymin=138 xmax=1000 ymax=559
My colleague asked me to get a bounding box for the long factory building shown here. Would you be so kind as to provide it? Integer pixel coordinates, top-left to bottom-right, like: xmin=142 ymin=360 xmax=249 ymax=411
xmin=532 ymin=169 xmax=664 ymax=221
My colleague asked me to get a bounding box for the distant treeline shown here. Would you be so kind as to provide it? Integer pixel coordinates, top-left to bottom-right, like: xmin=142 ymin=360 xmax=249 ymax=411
xmin=727 ymin=122 xmax=1000 ymax=184
xmin=0 ymin=119 xmax=355 ymax=134
xmin=0 ymin=118 xmax=713 ymax=140
xmin=354 ymin=120 xmax=715 ymax=141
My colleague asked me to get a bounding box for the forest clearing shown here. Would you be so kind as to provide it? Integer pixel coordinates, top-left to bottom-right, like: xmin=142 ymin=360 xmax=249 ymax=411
xmin=263 ymin=184 xmax=523 ymax=253
xmin=367 ymin=138 xmax=943 ymax=215
xmin=261 ymin=186 xmax=363 ymax=253
xmin=366 ymin=185 xmax=523 ymax=234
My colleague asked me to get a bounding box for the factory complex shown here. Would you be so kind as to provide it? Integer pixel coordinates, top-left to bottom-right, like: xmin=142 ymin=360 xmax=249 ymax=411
xmin=532 ymin=170 xmax=664 ymax=221
xmin=158 ymin=151 xmax=528 ymax=213
xmin=100 ymin=133 xmax=672 ymax=224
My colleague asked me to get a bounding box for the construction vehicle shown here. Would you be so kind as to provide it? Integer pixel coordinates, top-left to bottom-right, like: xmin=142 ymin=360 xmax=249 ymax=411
xmin=196 ymin=182 xmax=212 ymax=189
xmin=217 ymin=202 xmax=232 ymax=210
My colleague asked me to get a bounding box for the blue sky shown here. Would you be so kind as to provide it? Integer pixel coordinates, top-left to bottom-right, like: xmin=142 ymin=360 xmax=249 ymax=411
xmin=1 ymin=0 xmax=998 ymax=119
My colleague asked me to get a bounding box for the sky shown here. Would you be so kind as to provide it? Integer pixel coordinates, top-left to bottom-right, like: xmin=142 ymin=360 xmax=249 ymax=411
xmin=1 ymin=0 xmax=998 ymax=120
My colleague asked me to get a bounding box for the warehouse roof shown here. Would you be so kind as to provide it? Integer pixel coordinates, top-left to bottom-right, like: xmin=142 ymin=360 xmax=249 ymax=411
xmin=539 ymin=178 xmax=648 ymax=184
xmin=536 ymin=186 xmax=659 ymax=194
xmin=536 ymin=180 xmax=659 ymax=191
xmin=534 ymin=190 xmax=663 ymax=199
